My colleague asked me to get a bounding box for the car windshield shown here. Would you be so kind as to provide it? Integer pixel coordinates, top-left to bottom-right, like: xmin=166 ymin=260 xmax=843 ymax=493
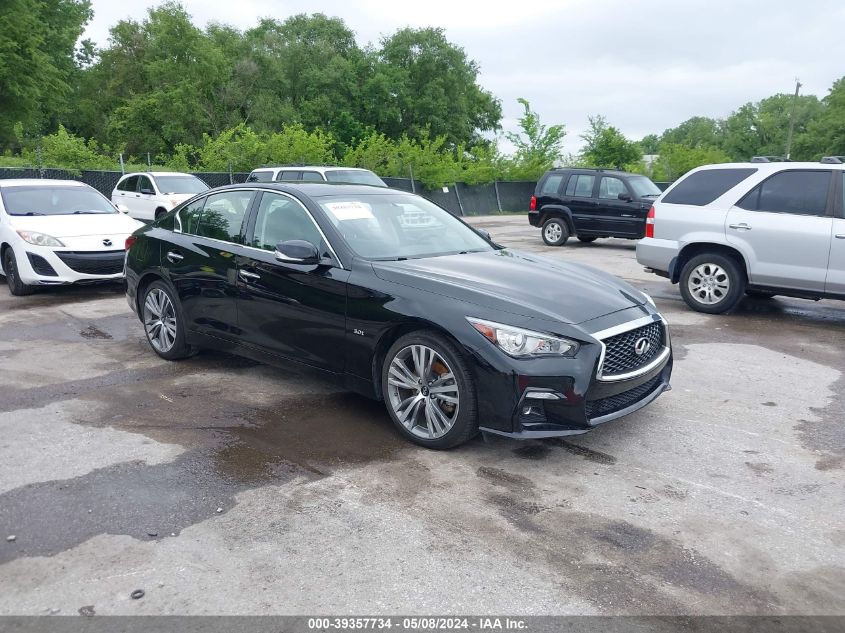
xmin=628 ymin=176 xmax=662 ymax=197
xmin=1 ymin=186 xmax=117 ymax=216
xmin=154 ymin=175 xmax=209 ymax=194
xmin=317 ymin=193 xmax=493 ymax=260
xmin=324 ymin=170 xmax=387 ymax=187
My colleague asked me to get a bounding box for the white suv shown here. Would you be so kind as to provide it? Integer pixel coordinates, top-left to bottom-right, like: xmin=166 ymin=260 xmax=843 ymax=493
xmin=245 ymin=165 xmax=387 ymax=187
xmin=112 ymin=172 xmax=209 ymax=221
xmin=637 ymin=157 xmax=845 ymax=313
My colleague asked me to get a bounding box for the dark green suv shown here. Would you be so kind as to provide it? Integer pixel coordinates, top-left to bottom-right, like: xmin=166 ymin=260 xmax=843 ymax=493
xmin=528 ymin=168 xmax=662 ymax=246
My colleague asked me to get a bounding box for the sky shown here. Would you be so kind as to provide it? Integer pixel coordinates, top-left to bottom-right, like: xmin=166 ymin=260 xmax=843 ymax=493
xmin=81 ymin=0 xmax=845 ymax=155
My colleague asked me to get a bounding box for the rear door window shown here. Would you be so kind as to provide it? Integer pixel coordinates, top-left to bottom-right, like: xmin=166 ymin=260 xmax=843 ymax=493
xmin=598 ymin=177 xmax=627 ymax=199
xmin=299 ymin=171 xmax=324 ymax=182
xmin=565 ymin=174 xmax=596 ymax=197
xmin=538 ymin=174 xmax=564 ymax=196
xmin=662 ymin=168 xmax=757 ymax=206
xmin=277 ymin=171 xmax=302 ymax=181
xmin=197 ymin=190 xmax=254 ymax=242
xmin=247 ymin=171 xmax=274 ymax=182
xmin=119 ymin=176 xmax=139 ymax=192
xmin=737 ymin=170 xmax=831 ymax=216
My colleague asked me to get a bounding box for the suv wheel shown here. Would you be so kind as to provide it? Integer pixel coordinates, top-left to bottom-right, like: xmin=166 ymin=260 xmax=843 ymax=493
xmin=680 ymin=253 xmax=745 ymax=314
xmin=542 ymin=218 xmax=569 ymax=246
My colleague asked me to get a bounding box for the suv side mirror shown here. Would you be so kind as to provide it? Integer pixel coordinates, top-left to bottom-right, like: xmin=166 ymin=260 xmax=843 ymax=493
xmin=275 ymin=240 xmax=320 ymax=265
xmin=140 ymin=187 xmax=155 ymax=195
xmin=476 ymin=228 xmax=492 ymax=241
xmin=617 ymin=192 xmax=632 ymax=202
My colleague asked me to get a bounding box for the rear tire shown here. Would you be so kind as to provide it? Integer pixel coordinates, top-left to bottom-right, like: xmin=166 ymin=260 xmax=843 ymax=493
xmin=541 ymin=218 xmax=569 ymax=246
xmin=3 ymin=249 xmax=36 ymax=296
xmin=141 ymin=281 xmax=193 ymax=360
xmin=577 ymin=236 xmax=597 ymax=243
xmin=680 ymin=253 xmax=745 ymax=314
xmin=381 ymin=330 xmax=478 ymax=449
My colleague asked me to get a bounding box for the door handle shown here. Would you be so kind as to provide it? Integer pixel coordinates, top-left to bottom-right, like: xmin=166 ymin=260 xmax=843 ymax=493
xmin=835 ymin=234 xmax=845 ymax=239
xmin=729 ymin=223 xmax=752 ymax=231
xmin=621 ymin=214 xmax=634 ymax=217
xmin=238 ymin=270 xmax=260 ymax=281
xmin=166 ymin=251 xmax=184 ymax=263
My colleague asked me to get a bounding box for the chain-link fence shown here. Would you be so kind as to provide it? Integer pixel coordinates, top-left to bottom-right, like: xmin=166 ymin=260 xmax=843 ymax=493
xmin=0 ymin=167 xmax=674 ymax=216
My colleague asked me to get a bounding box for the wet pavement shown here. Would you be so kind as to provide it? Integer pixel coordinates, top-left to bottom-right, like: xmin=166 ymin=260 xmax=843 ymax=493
xmin=0 ymin=215 xmax=843 ymax=615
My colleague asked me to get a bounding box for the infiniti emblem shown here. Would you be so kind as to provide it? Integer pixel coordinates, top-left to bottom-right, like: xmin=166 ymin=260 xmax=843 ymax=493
xmin=633 ymin=337 xmax=651 ymax=356
xmin=102 ymin=239 xmax=112 ymax=247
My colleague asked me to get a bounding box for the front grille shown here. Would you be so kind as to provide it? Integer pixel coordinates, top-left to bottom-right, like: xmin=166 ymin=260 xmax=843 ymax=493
xmin=55 ymin=251 xmax=125 ymax=275
xmin=600 ymin=321 xmax=664 ymax=377
xmin=26 ymin=252 xmax=57 ymax=276
xmin=586 ymin=374 xmax=663 ymax=419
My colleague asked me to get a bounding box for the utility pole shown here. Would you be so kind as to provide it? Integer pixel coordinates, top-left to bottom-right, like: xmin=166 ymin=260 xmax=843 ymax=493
xmin=785 ymin=78 xmax=802 ymax=160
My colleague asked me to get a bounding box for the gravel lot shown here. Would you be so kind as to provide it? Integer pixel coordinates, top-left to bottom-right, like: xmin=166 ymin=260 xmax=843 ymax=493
xmin=0 ymin=215 xmax=843 ymax=616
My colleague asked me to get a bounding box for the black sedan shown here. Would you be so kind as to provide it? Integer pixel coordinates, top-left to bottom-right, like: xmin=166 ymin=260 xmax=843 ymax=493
xmin=125 ymin=183 xmax=672 ymax=449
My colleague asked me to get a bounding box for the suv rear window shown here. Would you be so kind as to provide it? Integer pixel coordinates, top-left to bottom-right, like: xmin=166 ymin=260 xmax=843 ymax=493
xmin=737 ymin=170 xmax=831 ymax=216
xmin=662 ymin=168 xmax=757 ymax=206
xmin=247 ymin=171 xmax=274 ymax=182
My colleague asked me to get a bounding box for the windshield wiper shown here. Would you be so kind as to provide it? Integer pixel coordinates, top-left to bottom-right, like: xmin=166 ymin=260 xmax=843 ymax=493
xmin=12 ymin=211 xmax=46 ymax=216
xmin=72 ymin=210 xmax=103 ymax=214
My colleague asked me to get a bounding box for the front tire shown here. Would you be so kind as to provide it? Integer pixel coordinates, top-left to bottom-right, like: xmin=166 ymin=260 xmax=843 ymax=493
xmin=542 ymin=218 xmax=569 ymax=246
xmin=3 ymin=249 xmax=35 ymax=296
xmin=382 ymin=331 xmax=478 ymax=449
xmin=680 ymin=253 xmax=745 ymax=314
xmin=141 ymin=281 xmax=193 ymax=360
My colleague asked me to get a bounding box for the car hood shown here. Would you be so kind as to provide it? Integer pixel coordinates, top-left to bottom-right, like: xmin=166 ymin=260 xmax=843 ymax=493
xmin=8 ymin=213 xmax=144 ymax=238
xmin=371 ymin=249 xmax=647 ymax=325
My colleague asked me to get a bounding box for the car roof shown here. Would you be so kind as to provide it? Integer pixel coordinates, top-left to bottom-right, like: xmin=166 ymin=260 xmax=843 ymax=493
xmin=548 ymin=167 xmax=637 ymax=177
xmin=0 ymin=179 xmax=90 ymax=188
xmin=215 ymin=182 xmax=403 ymax=197
xmin=119 ymin=171 xmax=196 ymax=178
xmin=692 ymin=161 xmax=845 ymax=173
xmin=249 ymin=166 xmax=373 ymax=173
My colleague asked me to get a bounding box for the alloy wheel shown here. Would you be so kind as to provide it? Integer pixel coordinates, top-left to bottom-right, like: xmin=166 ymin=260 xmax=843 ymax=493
xmin=143 ymin=288 xmax=178 ymax=353
xmin=688 ymin=263 xmax=730 ymax=305
xmin=386 ymin=344 xmax=460 ymax=440
xmin=544 ymin=222 xmax=563 ymax=243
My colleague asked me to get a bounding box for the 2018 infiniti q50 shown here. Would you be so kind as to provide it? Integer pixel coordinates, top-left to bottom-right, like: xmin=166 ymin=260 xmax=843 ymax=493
xmin=124 ymin=183 xmax=672 ymax=448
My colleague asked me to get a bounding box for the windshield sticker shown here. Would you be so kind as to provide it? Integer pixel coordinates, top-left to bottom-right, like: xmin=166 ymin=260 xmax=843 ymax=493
xmin=324 ymin=201 xmax=374 ymax=221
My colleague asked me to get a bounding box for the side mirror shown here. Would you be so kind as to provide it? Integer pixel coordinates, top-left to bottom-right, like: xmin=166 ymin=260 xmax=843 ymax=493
xmin=476 ymin=228 xmax=492 ymax=241
xmin=617 ymin=192 xmax=632 ymax=202
xmin=275 ymin=240 xmax=320 ymax=265
xmin=140 ymin=188 xmax=155 ymax=195
xmin=115 ymin=203 xmax=130 ymax=213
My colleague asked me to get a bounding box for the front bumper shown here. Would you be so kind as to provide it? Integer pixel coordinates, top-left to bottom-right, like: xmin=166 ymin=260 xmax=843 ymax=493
xmin=11 ymin=244 xmax=126 ymax=286
xmin=472 ymin=311 xmax=673 ymax=439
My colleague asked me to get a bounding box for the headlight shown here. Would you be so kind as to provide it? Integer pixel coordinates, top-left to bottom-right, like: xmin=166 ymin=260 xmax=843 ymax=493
xmin=16 ymin=230 xmax=64 ymax=247
xmin=467 ymin=318 xmax=579 ymax=358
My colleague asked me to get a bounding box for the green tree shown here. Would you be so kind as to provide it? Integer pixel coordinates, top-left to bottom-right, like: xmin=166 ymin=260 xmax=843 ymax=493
xmin=0 ymin=0 xmax=92 ymax=146
xmin=376 ymin=27 xmax=501 ymax=145
xmin=580 ymin=116 xmax=641 ymax=169
xmin=504 ymin=98 xmax=565 ymax=180
xmin=639 ymin=134 xmax=661 ymax=154
xmin=650 ymin=143 xmax=731 ymax=181
xmin=660 ymin=116 xmax=721 ymax=149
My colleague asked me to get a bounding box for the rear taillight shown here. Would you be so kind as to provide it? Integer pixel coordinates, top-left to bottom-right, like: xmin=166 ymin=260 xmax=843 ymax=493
xmin=529 ymin=196 xmax=537 ymax=211
xmin=125 ymin=235 xmax=137 ymax=250
xmin=645 ymin=206 xmax=655 ymax=238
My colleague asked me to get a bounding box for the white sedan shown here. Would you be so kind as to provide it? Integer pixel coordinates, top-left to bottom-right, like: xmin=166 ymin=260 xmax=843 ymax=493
xmin=0 ymin=179 xmax=143 ymax=296
xmin=111 ymin=172 xmax=209 ymax=221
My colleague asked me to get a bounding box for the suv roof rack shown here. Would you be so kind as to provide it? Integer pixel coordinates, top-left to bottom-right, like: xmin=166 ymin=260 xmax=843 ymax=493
xmin=750 ymin=156 xmax=790 ymax=163
xmin=820 ymin=156 xmax=845 ymax=164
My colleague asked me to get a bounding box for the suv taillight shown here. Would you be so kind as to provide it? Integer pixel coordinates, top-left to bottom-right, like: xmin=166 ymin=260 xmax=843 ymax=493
xmin=529 ymin=195 xmax=537 ymax=211
xmin=125 ymin=236 xmax=137 ymax=250
xmin=645 ymin=206 xmax=655 ymax=238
